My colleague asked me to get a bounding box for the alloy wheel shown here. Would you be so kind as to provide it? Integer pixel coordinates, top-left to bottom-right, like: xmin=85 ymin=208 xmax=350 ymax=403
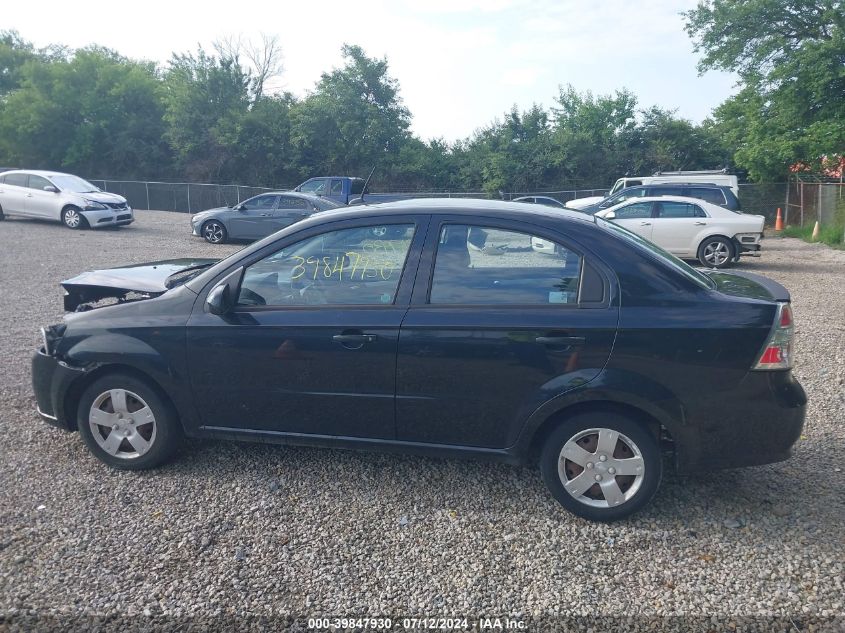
xmin=558 ymin=427 xmax=645 ymax=508
xmin=203 ymin=221 xmax=225 ymax=243
xmin=703 ymin=241 xmax=730 ymax=267
xmin=88 ymin=389 xmax=157 ymax=459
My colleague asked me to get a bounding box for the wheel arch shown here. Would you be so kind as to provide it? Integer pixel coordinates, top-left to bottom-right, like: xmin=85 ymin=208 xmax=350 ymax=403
xmin=525 ymin=400 xmax=674 ymax=466
xmin=696 ymin=232 xmax=735 ymax=255
xmin=61 ymin=203 xmax=88 ymax=227
xmin=63 ymin=363 xmax=181 ymax=432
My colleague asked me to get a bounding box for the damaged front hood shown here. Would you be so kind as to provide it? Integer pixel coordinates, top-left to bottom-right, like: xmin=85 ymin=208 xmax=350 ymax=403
xmin=61 ymin=258 xmax=219 ymax=311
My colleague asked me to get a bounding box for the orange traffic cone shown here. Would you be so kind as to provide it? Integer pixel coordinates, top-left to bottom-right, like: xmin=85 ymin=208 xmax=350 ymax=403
xmin=775 ymin=208 xmax=784 ymax=232
xmin=812 ymin=220 xmax=820 ymax=241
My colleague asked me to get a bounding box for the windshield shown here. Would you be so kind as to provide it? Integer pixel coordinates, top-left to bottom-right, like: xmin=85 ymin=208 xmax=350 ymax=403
xmin=595 ymin=217 xmax=715 ymax=290
xmin=50 ymin=175 xmax=100 ymax=193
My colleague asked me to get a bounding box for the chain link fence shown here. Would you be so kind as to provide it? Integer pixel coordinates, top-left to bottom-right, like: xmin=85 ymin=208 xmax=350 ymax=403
xmin=89 ymin=178 xmax=832 ymax=228
xmin=88 ymin=180 xmax=293 ymax=214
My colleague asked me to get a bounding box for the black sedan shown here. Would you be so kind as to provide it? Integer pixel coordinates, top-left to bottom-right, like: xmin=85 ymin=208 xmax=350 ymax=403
xmin=33 ymin=199 xmax=806 ymax=521
xmin=190 ymin=191 xmax=342 ymax=243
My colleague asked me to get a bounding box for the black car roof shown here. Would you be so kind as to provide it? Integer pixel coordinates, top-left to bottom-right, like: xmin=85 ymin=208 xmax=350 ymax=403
xmin=316 ymin=197 xmax=594 ymax=224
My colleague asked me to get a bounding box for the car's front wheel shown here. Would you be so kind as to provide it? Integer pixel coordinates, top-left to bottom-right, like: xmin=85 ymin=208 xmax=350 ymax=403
xmin=62 ymin=206 xmax=86 ymax=230
xmin=0 ymin=203 xmax=5 ymax=220
xmin=202 ymin=220 xmax=228 ymax=244
xmin=697 ymin=236 xmax=734 ymax=268
xmin=540 ymin=411 xmax=661 ymax=521
xmin=77 ymin=373 xmax=182 ymax=470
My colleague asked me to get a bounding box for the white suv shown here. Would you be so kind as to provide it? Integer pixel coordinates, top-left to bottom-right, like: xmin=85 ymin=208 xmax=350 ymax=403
xmin=0 ymin=170 xmax=133 ymax=229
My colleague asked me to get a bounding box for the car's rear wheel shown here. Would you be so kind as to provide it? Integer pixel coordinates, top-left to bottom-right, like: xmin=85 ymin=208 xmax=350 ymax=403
xmin=0 ymin=203 xmax=5 ymax=220
xmin=77 ymin=373 xmax=182 ymax=470
xmin=62 ymin=206 xmax=86 ymax=230
xmin=202 ymin=220 xmax=228 ymax=244
xmin=540 ymin=411 xmax=661 ymax=521
xmin=697 ymin=236 xmax=734 ymax=268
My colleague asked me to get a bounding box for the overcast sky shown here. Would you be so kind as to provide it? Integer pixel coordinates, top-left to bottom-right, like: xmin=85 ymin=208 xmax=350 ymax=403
xmin=4 ymin=0 xmax=736 ymax=141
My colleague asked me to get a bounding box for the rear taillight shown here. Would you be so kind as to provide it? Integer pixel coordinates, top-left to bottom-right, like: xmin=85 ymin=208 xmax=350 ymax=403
xmin=752 ymin=303 xmax=794 ymax=370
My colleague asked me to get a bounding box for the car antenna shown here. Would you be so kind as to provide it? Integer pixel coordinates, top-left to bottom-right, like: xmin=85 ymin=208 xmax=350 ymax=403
xmin=360 ymin=166 xmax=376 ymax=204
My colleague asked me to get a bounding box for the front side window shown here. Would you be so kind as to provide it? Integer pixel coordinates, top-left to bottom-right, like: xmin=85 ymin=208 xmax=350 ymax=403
xmin=238 ymin=224 xmax=415 ymax=307
xmin=655 ymin=201 xmax=705 ymax=218
xmin=614 ymin=202 xmax=653 ymax=219
xmin=330 ymin=179 xmax=343 ymax=195
xmin=298 ymin=179 xmax=326 ymax=195
xmin=27 ymin=175 xmax=51 ymax=190
xmin=601 ymin=188 xmax=646 ymax=208
xmin=241 ymin=195 xmax=278 ymax=211
xmin=429 ymin=225 xmax=582 ymax=305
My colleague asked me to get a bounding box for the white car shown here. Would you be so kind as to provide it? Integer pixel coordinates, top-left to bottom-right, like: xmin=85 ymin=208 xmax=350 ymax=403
xmin=594 ymin=196 xmax=764 ymax=268
xmin=0 ymin=170 xmax=133 ymax=229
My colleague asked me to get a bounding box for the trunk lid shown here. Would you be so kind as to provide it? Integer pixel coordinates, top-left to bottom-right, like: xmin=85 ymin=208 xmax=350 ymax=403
xmin=61 ymin=258 xmax=218 ymax=311
xmin=705 ymin=269 xmax=790 ymax=302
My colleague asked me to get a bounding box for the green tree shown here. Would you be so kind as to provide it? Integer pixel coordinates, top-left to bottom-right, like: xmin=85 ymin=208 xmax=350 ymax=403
xmin=0 ymin=46 xmax=169 ymax=178
xmin=162 ymin=48 xmax=251 ymax=180
xmin=685 ymin=0 xmax=845 ymax=179
xmin=291 ymin=44 xmax=411 ymax=177
xmin=550 ymin=85 xmax=639 ymax=187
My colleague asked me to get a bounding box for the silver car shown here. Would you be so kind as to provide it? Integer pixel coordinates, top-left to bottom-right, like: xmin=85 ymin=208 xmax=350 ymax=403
xmin=191 ymin=192 xmax=342 ymax=243
xmin=0 ymin=170 xmax=133 ymax=229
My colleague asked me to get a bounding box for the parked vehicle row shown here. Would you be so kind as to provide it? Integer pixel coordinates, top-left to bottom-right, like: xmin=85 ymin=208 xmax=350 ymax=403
xmin=0 ymin=170 xmax=133 ymax=229
xmin=32 ymin=199 xmax=805 ymax=522
xmin=190 ymin=192 xmax=342 ymax=243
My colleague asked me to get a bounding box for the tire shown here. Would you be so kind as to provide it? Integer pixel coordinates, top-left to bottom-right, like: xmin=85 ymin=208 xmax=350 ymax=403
xmin=62 ymin=206 xmax=86 ymax=230
xmin=697 ymin=236 xmax=734 ymax=269
xmin=77 ymin=373 xmax=182 ymax=470
xmin=202 ymin=220 xmax=228 ymax=244
xmin=0 ymin=203 xmax=5 ymax=220
xmin=540 ymin=411 xmax=662 ymax=522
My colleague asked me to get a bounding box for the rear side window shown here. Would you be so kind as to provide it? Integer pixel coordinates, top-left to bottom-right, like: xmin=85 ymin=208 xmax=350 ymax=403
xmin=4 ymin=173 xmax=28 ymax=187
xmin=350 ymin=179 xmax=365 ymax=195
xmin=648 ymin=186 xmax=683 ymax=197
xmin=655 ymin=202 xmax=706 ymax=218
xmin=691 ymin=188 xmax=727 ymax=205
xmin=277 ymin=196 xmax=308 ymax=210
xmin=429 ymin=225 xmax=582 ymax=305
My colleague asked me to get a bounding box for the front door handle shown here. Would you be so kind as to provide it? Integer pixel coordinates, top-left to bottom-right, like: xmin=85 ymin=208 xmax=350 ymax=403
xmin=26 ymin=193 xmax=33 ymax=198
xmin=333 ymin=333 xmax=378 ymax=349
xmin=694 ymin=221 xmax=707 ymax=225
xmin=535 ymin=336 xmax=586 ymax=346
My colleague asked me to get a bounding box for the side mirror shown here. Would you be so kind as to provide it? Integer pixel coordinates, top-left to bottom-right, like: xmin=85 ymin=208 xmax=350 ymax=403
xmin=44 ymin=186 xmax=59 ymax=193
xmin=206 ymin=283 xmax=231 ymax=315
xmin=604 ymin=211 xmax=616 ymax=220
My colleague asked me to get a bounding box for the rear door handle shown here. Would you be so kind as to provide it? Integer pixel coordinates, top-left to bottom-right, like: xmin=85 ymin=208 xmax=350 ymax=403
xmin=26 ymin=193 xmax=33 ymax=197
xmin=640 ymin=221 xmax=651 ymax=226
xmin=535 ymin=336 xmax=586 ymax=346
xmin=694 ymin=221 xmax=707 ymax=225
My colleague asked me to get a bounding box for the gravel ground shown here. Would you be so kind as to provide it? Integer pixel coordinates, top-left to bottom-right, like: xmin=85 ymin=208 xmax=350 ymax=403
xmin=0 ymin=211 xmax=843 ymax=631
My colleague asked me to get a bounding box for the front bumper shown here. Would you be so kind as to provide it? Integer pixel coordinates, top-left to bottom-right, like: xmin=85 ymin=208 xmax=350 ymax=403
xmin=80 ymin=207 xmax=134 ymax=228
xmin=32 ymin=348 xmax=86 ymax=431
